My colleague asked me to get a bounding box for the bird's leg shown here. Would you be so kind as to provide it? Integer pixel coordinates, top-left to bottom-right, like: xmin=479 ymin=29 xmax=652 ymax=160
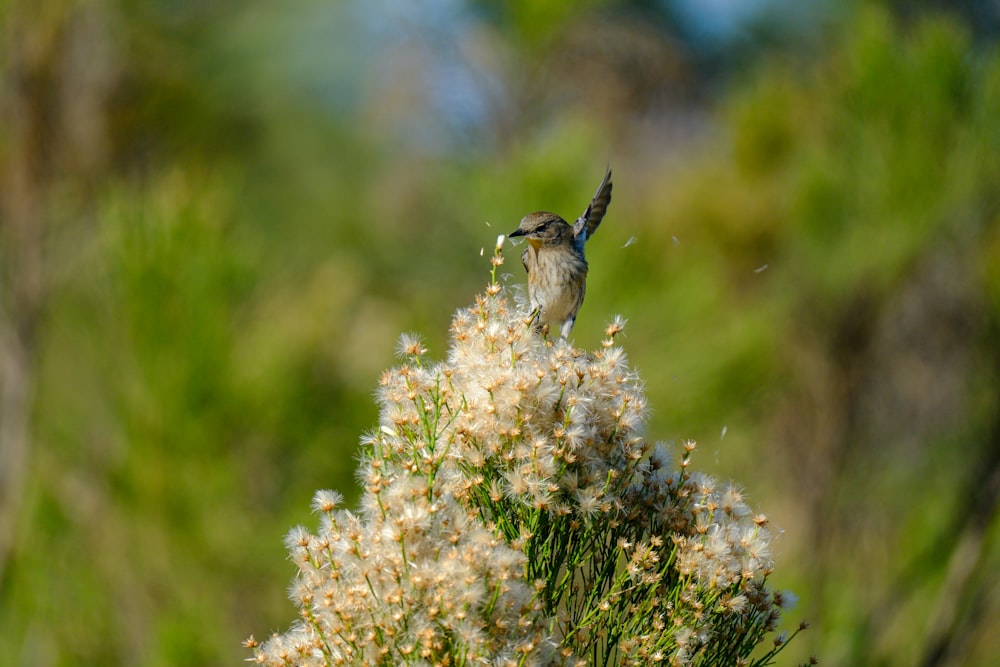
xmin=525 ymin=306 xmax=543 ymax=334
xmin=527 ymin=307 xmax=554 ymax=339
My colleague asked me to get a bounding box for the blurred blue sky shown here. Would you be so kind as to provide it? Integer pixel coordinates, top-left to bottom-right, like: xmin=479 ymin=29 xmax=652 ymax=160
xmin=266 ymin=0 xmax=835 ymax=150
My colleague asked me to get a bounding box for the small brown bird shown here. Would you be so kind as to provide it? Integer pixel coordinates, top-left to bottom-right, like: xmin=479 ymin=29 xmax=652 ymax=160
xmin=508 ymin=168 xmax=613 ymax=339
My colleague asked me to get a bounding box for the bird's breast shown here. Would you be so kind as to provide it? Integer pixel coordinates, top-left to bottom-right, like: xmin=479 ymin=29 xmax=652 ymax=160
xmin=520 ymin=243 xmax=588 ymax=331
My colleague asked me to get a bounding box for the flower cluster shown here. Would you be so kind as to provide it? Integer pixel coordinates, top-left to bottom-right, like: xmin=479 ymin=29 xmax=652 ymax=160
xmin=249 ymin=241 xmax=802 ymax=666
xmin=250 ymin=482 xmax=555 ymax=666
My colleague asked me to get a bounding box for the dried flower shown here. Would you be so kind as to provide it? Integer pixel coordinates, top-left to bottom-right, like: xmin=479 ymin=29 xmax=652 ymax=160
xmin=251 ymin=282 xmax=804 ymax=666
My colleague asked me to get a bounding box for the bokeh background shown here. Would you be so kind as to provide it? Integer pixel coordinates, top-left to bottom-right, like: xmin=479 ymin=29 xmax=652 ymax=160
xmin=2 ymin=0 xmax=999 ymax=665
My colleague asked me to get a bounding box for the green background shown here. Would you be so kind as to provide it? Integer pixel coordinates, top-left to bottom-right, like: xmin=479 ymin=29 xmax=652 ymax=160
xmin=1 ymin=1 xmax=998 ymax=665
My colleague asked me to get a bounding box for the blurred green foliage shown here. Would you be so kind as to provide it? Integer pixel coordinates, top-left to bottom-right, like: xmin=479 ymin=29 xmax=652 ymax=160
xmin=1 ymin=1 xmax=998 ymax=666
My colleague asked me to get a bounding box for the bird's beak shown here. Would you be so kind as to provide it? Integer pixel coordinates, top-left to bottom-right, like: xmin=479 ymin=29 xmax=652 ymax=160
xmin=508 ymin=228 xmax=526 ymax=237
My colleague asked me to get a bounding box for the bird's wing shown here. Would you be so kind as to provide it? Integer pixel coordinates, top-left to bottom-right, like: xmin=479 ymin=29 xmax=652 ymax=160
xmin=572 ymin=166 xmax=613 ymax=245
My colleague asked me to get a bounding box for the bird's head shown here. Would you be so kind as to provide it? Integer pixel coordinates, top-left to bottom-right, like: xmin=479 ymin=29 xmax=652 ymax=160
xmin=508 ymin=212 xmax=571 ymax=248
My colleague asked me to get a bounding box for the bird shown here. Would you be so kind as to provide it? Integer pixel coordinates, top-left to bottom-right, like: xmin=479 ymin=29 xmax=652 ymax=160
xmin=508 ymin=167 xmax=613 ymax=339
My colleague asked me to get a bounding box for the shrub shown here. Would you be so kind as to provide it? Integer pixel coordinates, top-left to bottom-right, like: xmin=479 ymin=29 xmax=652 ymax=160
xmin=248 ymin=240 xmax=803 ymax=666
